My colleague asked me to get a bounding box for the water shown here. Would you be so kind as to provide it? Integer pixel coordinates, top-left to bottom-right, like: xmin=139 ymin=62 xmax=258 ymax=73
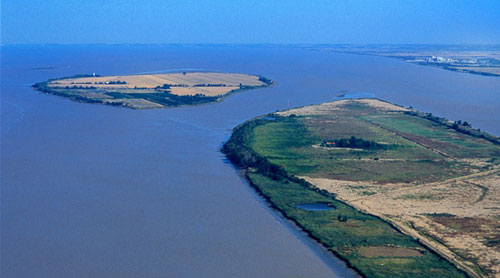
xmin=297 ymin=203 xmax=335 ymax=211
xmin=337 ymin=92 xmax=376 ymax=99
xmin=2 ymin=45 xmax=499 ymax=278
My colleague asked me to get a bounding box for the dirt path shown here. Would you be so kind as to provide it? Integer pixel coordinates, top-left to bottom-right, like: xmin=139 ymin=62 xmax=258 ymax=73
xmin=464 ymin=181 xmax=490 ymax=204
xmin=351 ymin=202 xmax=482 ymax=278
xmin=350 ymin=167 xmax=500 ymax=203
xmin=304 ymin=168 xmax=500 ymax=278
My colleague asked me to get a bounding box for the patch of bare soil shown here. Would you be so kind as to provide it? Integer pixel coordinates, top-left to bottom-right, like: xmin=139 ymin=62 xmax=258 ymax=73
xmin=277 ymin=99 xmax=408 ymax=117
xmin=302 ymin=168 xmax=500 ymax=278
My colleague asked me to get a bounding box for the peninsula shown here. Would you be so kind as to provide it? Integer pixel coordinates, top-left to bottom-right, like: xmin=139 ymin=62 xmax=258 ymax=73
xmin=33 ymin=72 xmax=273 ymax=109
xmin=223 ymin=98 xmax=500 ymax=278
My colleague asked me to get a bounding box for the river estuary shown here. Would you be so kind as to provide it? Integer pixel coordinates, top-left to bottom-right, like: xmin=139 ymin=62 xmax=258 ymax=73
xmin=2 ymin=45 xmax=499 ymax=277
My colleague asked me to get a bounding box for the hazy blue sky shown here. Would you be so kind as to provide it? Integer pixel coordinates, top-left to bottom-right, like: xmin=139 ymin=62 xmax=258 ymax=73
xmin=2 ymin=0 xmax=499 ymax=45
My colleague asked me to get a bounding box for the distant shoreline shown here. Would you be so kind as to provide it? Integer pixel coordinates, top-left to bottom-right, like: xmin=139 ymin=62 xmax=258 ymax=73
xmin=315 ymin=45 xmax=500 ymax=78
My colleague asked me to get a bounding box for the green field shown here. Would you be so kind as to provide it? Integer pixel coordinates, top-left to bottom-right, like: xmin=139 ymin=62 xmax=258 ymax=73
xmin=247 ymin=173 xmax=466 ymax=278
xmin=249 ymin=104 xmax=498 ymax=184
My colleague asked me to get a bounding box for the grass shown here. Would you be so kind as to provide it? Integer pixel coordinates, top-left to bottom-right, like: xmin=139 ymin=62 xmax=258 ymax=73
xmin=246 ymin=172 xmax=467 ymax=278
xmin=250 ymin=115 xmax=476 ymax=183
xmin=361 ymin=114 xmax=500 ymax=159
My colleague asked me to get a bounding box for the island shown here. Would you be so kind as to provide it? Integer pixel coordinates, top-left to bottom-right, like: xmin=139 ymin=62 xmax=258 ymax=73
xmin=32 ymin=72 xmax=274 ymax=109
xmin=222 ymin=98 xmax=500 ymax=278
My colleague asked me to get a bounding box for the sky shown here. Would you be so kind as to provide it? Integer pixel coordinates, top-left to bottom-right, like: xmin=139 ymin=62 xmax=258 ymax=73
xmin=2 ymin=0 xmax=500 ymax=45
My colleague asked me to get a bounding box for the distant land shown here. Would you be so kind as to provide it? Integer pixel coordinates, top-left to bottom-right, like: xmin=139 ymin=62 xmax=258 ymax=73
xmin=223 ymin=98 xmax=500 ymax=278
xmin=308 ymin=44 xmax=500 ymax=77
xmin=32 ymin=72 xmax=273 ymax=109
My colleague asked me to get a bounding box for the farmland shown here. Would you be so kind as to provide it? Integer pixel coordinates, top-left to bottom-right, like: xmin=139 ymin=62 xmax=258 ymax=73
xmin=223 ymin=98 xmax=500 ymax=278
xmin=32 ymin=72 xmax=273 ymax=109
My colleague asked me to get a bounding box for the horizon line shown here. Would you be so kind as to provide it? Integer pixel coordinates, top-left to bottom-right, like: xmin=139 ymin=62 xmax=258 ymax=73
xmin=2 ymin=42 xmax=500 ymax=47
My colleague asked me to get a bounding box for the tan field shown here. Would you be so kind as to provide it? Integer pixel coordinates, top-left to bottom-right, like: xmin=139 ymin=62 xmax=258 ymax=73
xmin=37 ymin=72 xmax=272 ymax=109
xmin=277 ymin=98 xmax=409 ymax=117
xmin=303 ymin=169 xmax=500 ymax=278
xmin=49 ymin=72 xmax=266 ymax=96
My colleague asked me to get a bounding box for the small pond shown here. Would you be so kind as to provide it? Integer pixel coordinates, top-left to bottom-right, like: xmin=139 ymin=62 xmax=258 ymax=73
xmin=260 ymin=116 xmax=277 ymax=121
xmin=296 ymin=202 xmax=335 ymax=211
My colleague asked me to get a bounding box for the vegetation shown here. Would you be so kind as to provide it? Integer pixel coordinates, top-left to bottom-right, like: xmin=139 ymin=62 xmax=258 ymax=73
xmin=107 ymin=80 xmax=127 ymax=84
xmin=46 ymin=73 xmax=99 ymax=81
xmin=404 ymin=111 xmax=500 ymax=146
xmin=245 ymin=173 xmax=466 ymax=278
xmin=32 ymin=73 xmax=273 ymax=109
xmin=223 ymin=99 xmax=500 ymax=277
xmin=193 ymin=83 xmax=227 ymax=87
xmin=223 ymin=113 xmax=471 ymax=277
xmin=33 ymin=80 xmax=217 ymax=107
xmin=258 ymin=76 xmax=274 ymax=86
xmin=321 ymin=136 xmax=386 ymax=150
xmin=108 ymin=92 xmax=217 ymax=106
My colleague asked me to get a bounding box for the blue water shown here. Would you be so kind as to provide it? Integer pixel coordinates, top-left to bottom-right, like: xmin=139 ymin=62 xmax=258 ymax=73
xmin=297 ymin=203 xmax=335 ymax=211
xmin=337 ymin=92 xmax=377 ymax=99
xmin=2 ymin=44 xmax=499 ymax=278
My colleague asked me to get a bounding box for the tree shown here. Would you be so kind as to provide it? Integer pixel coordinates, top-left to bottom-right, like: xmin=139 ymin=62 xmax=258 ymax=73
xmin=337 ymin=215 xmax=348 ymax=222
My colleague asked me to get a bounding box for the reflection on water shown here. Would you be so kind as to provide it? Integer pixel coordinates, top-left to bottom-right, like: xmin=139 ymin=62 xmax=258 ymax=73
xmin=2 ymin=44 xmax=499 ymax=278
